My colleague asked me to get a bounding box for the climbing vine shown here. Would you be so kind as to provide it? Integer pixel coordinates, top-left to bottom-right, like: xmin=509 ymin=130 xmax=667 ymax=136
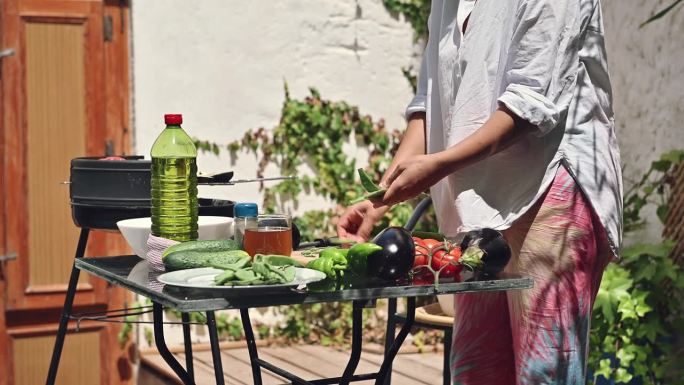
xmin=382 ymin=0 xmax=431 ymax=41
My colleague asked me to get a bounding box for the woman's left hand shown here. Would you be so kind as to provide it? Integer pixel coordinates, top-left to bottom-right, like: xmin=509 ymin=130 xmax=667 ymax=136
xmin=382 ymin=153 xmax=447 ymax=205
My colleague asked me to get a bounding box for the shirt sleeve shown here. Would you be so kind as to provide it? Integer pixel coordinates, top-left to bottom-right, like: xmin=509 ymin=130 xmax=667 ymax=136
xmin=405 ymin=48 xmax=429 ymax=121
xmin=497 ymin=0 xmax=581 ymax=136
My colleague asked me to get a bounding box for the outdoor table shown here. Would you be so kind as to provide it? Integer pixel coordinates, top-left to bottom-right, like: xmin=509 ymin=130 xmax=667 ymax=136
xmin=71 ymin=254 xmax=532 ymax=385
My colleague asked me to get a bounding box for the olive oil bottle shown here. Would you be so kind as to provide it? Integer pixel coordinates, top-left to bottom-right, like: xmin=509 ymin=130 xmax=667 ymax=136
xmin=150 ymin=114 xmax=198 ymax=241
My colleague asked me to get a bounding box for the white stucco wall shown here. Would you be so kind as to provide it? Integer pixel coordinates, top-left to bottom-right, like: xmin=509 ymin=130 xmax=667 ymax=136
xmin=132 ymin=0 xmax=417 ymax=216
xmin=131 ymin=0 xmax=418 ymax=347
xmin=603 ymin=0 xmax=684 ymax=241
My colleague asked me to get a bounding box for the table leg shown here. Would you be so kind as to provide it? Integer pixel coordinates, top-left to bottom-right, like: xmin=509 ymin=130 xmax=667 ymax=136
xmin=46 ymin=228 xmax=89 ymax=385
xmin=240 ymin=308 xmax=263 ymax=385
xmin=340 ymin=301 xmax=364 ymax=385
xmin=181 ymin=312 xmax=195 ymax=382
xmin=374 ymin=297 xmax=416 ymax=385
xmin=206 ymin=311 xmax=225 ymax=385
xmin=382 ymin=298 xmax=398 ymax=385
xmin=153 ymin=303 xmax=195 ymax=385
xmin=443 ymin=326 xmax=452 ymax=385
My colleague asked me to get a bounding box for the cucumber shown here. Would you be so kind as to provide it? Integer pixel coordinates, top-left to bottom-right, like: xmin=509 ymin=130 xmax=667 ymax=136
xmin=164 ymin=249 xmax=248 ymax=271
xmin=161 ymin=239 xmax=239 ymax=261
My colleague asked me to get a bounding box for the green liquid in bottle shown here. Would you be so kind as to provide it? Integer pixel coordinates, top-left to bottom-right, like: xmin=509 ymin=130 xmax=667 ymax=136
xmin=151 ymin=116 xmax=198 ymax=241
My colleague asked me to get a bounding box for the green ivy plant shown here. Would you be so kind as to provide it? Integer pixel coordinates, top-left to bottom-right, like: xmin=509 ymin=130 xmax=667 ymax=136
xmin=197 ymin=85 xmax=438 ymax=240
xmin=589 ymin=150 xmax=684 ymax=385
xmin=382 ymin=0 xmax=431 ymax=41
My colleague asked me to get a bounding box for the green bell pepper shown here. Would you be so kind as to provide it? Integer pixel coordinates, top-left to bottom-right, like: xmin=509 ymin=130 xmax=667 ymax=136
xmin=346 ymin=242 xmax=382 ymax=276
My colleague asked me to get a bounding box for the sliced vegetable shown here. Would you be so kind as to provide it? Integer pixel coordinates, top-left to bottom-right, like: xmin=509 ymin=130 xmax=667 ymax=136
xmin=358 ymin=168 xmax=381 ymax=192
xmin=210 ymin=255 xmax=251 ymax=270
xmin=255 ymin=254 xmax=303 ymax=268
xmin=210 ymin=253 xmax=301 ymax=286
xmin=348 ymin=189 xmax=386 ymax=205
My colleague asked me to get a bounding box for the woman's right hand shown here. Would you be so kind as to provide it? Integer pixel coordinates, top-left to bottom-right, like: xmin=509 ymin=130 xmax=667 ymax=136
xmin=337 ymin=200 xmax=390 ymax=242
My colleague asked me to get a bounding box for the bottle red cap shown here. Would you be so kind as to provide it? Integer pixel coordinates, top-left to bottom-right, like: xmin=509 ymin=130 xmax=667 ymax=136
xmin=164 ymin=114 xmax=183 ymax=125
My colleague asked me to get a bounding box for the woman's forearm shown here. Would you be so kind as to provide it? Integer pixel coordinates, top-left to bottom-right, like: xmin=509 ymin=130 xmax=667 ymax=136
xmin=381 ymin=112 xmax=426 ymax=186
xmin=435 ymin=107 xmax=533 ymax=175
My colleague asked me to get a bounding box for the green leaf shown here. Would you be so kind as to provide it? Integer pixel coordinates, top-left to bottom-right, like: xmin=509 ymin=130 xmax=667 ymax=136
xmin=615 ymin=367 xmax=633 ymax=383
xmin=651 ymin=159 xmax=672 ymax=172
xmin=656 ymin=204 xmax=669 ymax=223
xmin=595 ymin=358 xmax=613 ymax=380
xmin=641 ymin=0 xmax=684 ymax=27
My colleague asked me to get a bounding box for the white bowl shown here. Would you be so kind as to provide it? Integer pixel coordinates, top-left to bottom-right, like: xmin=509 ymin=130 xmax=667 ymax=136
xmin=437 ymin=294 xmax=455 ymax=317
xmin=116 ymin=216 xmax=234 ymax=257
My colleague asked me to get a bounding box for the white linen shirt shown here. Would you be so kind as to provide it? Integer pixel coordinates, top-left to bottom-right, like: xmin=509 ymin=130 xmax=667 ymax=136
xmin=406 ymin=0 xmax=623 ymax=256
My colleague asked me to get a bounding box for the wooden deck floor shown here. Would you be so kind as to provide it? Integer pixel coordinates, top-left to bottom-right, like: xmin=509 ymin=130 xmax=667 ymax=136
xmin=141 ymin=343 xmax=444 ymax=385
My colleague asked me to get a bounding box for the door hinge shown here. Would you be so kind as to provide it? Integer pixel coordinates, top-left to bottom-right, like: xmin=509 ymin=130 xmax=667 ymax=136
xmin=0 ymin=253 xmax=16 ymax=282
xmin=104 ymin=15 xmax=113 ymax=42
xmin=0 ymin=48 xmax=15 ymax=59
xmin=105 ymin=139 xmax=115 ymax=156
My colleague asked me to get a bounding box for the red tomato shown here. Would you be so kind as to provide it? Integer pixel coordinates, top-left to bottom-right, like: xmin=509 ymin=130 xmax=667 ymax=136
xmin=412 ymin=237 xmax=426 ymax=247
xmin=431 ymin=247 xmax=463 ymax=280
xmin=422 ymin=238 xmax=443 ymax=250
xmin=413 ymin=252 xmax=429 ymax=269
xmin=411 ymin=274 xmax=435 ymax=285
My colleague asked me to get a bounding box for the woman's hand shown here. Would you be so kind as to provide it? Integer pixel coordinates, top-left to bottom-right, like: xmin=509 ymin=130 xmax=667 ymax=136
xmin=382 ymin=153 xmax=447 ymax=205
xmin=337 ymin=200 xmax=390 ymax=242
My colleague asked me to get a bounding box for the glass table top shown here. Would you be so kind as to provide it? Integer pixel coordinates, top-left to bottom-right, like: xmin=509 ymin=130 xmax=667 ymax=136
xmin=76 ymin=255 xmax=533 ymax=312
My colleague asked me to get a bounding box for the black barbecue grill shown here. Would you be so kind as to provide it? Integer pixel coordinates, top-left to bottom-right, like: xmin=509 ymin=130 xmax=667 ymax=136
xmin=69 ymin=156 xmax=234 ymax=230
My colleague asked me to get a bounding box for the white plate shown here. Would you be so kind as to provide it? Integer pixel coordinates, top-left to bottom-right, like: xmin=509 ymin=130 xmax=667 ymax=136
xmin=157 ymin=267 xmax=326 ymax=289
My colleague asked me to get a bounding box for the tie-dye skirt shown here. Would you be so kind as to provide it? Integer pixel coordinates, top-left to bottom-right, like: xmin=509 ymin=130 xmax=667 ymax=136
xmin=451 ymin=166 xmax=612 ymax=385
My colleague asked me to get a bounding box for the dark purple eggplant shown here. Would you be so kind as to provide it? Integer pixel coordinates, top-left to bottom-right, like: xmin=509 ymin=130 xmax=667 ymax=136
xmin=367 ymin=227 xmax=416 ymax=281
xmin=459 ymin=228 xmax=511 ymax=276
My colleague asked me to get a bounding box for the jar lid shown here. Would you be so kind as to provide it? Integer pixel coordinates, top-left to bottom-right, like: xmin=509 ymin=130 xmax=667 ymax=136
xmin=233 ymin=202 xmax=258 ymax=217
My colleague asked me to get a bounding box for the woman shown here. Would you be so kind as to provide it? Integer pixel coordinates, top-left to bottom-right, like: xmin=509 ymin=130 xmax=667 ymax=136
xmin=337 ymin=0 xmax=622 ymax=384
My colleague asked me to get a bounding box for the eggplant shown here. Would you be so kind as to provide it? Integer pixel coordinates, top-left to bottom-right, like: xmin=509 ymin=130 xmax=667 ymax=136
xmin=367 ymin=227 xmax=415 ymax=281
xmin=459 ymin=228 xmax=511 ymax=276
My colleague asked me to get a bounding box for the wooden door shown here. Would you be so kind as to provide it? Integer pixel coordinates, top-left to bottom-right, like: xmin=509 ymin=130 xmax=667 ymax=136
xmin=0 ymin=1 xmax=134 ymax=384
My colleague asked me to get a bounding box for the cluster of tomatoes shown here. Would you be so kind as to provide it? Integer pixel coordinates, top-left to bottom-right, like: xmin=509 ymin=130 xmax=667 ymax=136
xmin=411 ymin=237 xmax=464 ymax=282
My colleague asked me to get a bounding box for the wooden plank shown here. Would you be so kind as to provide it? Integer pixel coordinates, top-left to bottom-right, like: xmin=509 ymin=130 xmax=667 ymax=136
xmin=220 ymin=348 xmax=287 ymax=384
xmin=399 ymin=350 xmax=444 ymax=371
xmin=290 ymin=345 xmax=426 ymax=385
xmin=178 ymin=353 xmax=239 ymax=385
xmin=24 ymin=20 xmax=86 ymax=288
xmin=141 ymin=344 xmax=444 ymax=385
xmin=363 ymin=353 xmax=443 ymax=384
xmin=12 ymin=330 xmax=101 ymax=385
xmin=140 ymin=354 xmax=182 ymax=385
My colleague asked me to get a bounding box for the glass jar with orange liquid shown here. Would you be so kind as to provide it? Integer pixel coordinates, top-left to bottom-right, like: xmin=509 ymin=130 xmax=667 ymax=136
xmin=243 ymin=214 xmax=293 ymax=257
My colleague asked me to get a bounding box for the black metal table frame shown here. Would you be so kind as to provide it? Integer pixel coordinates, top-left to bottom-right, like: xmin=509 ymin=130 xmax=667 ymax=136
xmin=45 ymin=227 xmax=422 ymax=385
